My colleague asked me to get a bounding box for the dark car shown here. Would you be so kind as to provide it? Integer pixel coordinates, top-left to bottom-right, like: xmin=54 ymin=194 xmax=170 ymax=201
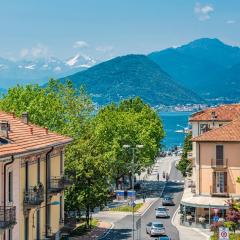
xmin=162 ymin=195 xmax=174 ymax=206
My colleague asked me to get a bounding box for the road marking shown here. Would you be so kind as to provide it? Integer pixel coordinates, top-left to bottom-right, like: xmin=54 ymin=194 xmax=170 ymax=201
xmin=97 ymin=222 xmax=115 ymax=239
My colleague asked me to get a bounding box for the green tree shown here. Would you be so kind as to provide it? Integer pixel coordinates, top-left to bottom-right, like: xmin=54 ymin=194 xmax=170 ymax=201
xmin=0 ymin=79 xmax=93 ymax=138
xmin=177 ymin=132 xmax=192 ymax=176
xmin=92 ymin=97 xmax=165 ymax=187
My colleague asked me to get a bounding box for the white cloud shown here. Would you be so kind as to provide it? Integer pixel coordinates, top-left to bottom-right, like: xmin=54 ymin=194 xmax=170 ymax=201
xmin=73 ymin=41 xmax=89 ymax=49
xmin=96 ymin=45 xmax=114 ymax=52
xmin=227 ymin=20 xmax=236 ymax=24
xmin=194 ymin=3 xmax=214 ymax=21
xmin=20 ymin=44 xmax=48 ymax=59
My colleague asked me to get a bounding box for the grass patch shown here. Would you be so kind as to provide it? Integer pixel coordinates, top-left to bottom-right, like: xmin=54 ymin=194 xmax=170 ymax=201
xmin=70 ymin=218 xmax=99 ymax=236
xmin=111 ymin=203 xmax=143 ymax=212
xmin=211 ymin=233 xmax=240 ymax=240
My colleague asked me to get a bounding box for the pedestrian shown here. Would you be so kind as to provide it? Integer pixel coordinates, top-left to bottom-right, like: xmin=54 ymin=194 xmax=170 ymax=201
xmin=162 ymin=171 xmax=165 ymax=179
xmin=143 ymin=194 xmax=146 ymax=203
xmin=157 ymin=173 xmax=159 ymax=182
xmin=166 ymin=173 xmax=169 ymax=181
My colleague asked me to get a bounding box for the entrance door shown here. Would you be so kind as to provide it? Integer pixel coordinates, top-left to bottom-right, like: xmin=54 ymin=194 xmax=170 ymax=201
xmin=216 ymin=172 xmax=225 ymax=193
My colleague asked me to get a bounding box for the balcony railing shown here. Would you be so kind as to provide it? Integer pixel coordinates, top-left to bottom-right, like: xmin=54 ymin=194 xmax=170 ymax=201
xmin=0 ymin=206 xmax=16 ymax=229
xmin=211 ymin=158 xmax=228 ymax=169
xmin=48 ymin=176 xmax=71 ymax=194
xmin=210 ymin=185 xmax=229 ymax=197
xmin=24 ymin=185 xmax=44 ymax=207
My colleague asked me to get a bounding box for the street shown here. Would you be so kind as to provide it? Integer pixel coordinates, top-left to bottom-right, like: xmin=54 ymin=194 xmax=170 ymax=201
xmin=97 ymin=156 xmax=184 ymax=240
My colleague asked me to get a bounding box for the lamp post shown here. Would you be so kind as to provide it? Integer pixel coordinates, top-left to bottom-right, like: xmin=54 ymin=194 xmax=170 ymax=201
xmin=123 ymin=144 xmax=144 ymax=240
xmin=32 ymin=201 xmax=60 ymax=238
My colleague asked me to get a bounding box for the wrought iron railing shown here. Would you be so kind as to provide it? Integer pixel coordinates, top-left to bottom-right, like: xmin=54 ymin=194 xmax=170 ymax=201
xmin=0 ymin=206 xmax=16 ymax=229
xmin=210 ymin=185 xmax=229 ymax=197
xmin=24 ymin=186 xmax=44 ymax=206
xmin=211 ymin=158 xmax=228 ymax=169
xmin=48 ymin=176 xmax=71 ymax=193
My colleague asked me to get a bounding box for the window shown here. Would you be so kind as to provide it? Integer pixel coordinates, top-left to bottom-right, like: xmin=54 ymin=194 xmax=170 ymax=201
xmin=60 ymin=151 xmax=63 ymax=176
xmin=216 ymin=145 xmax=224 ymax=165
xmin=25 ymin=162 xmax=29 ymax=191
xmin=37 ymin=157 xmax=41 ymax=184
xmin=8 ymin=229 xmax=12 ymax=240
xmin=36 ymin=209 xmax=40 ymax=240
xmin=8 ymin=171 xmax=13 ymax=202
xmin=200 ymin=124 xmax=209 ymax=134
xmin=24 ymin=217 xmax=29 ymax=240
xmin=60 ymin=195 xmax=63 ymax=221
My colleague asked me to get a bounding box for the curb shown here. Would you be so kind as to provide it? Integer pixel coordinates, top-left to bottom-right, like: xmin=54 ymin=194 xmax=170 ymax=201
xmin=97 ymin=222 xmax=114 ymax=240
xmin=171 ymin=206 xmax=210 ymax=240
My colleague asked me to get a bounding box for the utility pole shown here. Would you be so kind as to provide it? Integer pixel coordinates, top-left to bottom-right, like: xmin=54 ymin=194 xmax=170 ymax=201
xmin=123 ymin=144 xmax=144 ymax=240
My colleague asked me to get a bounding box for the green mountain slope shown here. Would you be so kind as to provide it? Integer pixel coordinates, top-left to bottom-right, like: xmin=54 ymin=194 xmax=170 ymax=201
xmin=148 ymin=38 xmax=240 ymax=99
xmin=61 ymin=54 xmax=203 ymax=106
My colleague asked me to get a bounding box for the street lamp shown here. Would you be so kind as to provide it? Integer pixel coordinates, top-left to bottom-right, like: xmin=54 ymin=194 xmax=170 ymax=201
xmin=123 ymin=144 xmax=144 ymax=240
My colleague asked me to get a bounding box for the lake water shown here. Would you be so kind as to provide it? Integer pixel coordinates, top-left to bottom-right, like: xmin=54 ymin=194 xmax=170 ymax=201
xmin=159 ymin=112 xmax=192 ymax=149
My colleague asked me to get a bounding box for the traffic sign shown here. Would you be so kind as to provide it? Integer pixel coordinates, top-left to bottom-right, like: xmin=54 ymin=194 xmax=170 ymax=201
xmin=219 ymin=227 xmax=229 ymax=240
xmin=213 ymin=215 xmax=219 ymax=222
xmin=129 ymin=201 xmax=136 ymax=207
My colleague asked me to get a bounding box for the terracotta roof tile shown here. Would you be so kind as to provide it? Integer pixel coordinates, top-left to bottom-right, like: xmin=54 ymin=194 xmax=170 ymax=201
xmin=192 ymin=118 xmax=240 ymax=142
xmin=0 ymin=112 xmax=72 ymax=157
xmin=190 ymin=104 xmax=240 ymax=122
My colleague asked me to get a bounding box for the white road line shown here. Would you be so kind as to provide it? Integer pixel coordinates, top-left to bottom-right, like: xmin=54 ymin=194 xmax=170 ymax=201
xmin=97 ymin=222 xmax=115 ymax=239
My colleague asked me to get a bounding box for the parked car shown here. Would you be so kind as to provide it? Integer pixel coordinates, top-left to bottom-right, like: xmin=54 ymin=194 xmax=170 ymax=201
xmin=155 ymin=207 xmax=169 ymax=218
xmin=146 ymin=221 xmax=165 ymax=236
xmin=162 ymin=195 xmax=174 ymax=206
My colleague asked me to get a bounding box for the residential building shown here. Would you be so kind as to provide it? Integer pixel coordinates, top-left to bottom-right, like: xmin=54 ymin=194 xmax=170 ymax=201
xmin=180 ymin=104 xmax=240 ymax=227
xmin=0 ymin=112 xmax=72 ymax=240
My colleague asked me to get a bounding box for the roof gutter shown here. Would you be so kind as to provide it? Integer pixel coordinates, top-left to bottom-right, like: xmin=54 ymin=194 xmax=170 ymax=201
xmin=45 ymin=147 xmax=54 ymax=238
xmin=3 ymin=155 xmax=15 ymax=240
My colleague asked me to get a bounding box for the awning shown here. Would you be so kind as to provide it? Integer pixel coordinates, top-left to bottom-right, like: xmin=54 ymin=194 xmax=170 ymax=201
xmin=181 ymin=195 xmax=230 ymax=209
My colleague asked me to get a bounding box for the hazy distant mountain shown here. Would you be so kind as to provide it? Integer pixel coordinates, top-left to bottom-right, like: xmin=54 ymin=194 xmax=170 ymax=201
xmin=148 ymin=38 xmax=240 ymax=100
xmin=60 ymin=54 xmax=203 ymax=106
xmin=0 ymin=54 xmax=96 ymax=89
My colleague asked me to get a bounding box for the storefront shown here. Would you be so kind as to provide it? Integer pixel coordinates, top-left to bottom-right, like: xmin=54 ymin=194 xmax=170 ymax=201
xmin=180 ymin=194 xmax=229 ymax=228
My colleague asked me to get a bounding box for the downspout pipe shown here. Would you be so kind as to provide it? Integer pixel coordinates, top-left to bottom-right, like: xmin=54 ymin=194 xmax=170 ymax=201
xmin=45 ymin=147 xmax=54 ymax=238
xmin=3 ymin=155 xmax=15 ymax=240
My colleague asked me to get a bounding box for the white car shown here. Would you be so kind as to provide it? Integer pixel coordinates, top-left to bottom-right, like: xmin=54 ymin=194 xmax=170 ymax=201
xmin=155 ymin=207 xmax=169 ymax=218
xmin=146 ymin=221 xmax=165 ymax=236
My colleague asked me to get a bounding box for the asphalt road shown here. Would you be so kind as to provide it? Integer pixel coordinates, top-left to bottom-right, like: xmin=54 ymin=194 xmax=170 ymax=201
xmin=100 ymin=157 xmax=184 ymax=240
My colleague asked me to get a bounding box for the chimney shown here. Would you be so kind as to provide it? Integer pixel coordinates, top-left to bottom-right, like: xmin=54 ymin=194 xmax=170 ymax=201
xmin=45 ymin=127 xmax=48 ymax=135
xmin=0 ymin=120 xmax=10 ymax=138
xmin=22 ymin=112 xmax=29 ymax=124
xmin=211 ymin=111 xmax=217 ymax=119
xmin=30 ymin=127 xmax=33 ymax=135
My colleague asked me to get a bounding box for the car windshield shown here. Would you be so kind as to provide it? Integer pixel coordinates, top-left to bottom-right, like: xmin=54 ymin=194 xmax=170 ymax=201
xmin=153 ymin=223 xmax=163 ymax=228
xmin=164 ymin=197 xmax=171 ymax=200
xmin=157 ymin=208 xmax=166 ymax=211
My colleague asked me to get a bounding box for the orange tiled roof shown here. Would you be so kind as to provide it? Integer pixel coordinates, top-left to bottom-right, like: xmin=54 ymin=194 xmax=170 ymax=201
xmin=192 ymin=118 xmax=240 ymax=142
xmin=190 ymin=104 xmax=240 ymax=122
xmin=0 ymin=112 xmax=72 ymax=158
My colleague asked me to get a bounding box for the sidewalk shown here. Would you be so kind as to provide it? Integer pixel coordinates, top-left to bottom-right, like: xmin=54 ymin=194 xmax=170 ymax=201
xmin=172 ymin=207 xmax=211 ymax=240
xmin=69 ymin=221 xmax=112 ymax=240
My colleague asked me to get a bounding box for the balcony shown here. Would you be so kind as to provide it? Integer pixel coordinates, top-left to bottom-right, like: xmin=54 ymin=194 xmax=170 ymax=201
xmin=24 ymin=186 xmax=44 ymax=207
xmin=48 ymin=176 xmax=71 ymax=194
xmin=210 ymin=185 xmax=229 ymax=197
xmin=0 ymin=206 xmax=16 ymax=229
xmin=211 ymin=158 xmax=228 ymax=169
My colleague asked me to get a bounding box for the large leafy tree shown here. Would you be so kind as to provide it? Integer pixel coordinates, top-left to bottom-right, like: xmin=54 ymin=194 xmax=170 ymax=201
xmin=177 ymin=132 xmax=192 ymax=177
xmin=92 ymin=97 xmax=165 ymax=186
xmin=0 ymin=79 xmax=93 ymax=138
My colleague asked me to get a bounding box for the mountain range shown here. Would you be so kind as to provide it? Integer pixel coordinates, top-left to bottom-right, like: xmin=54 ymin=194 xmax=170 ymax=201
xmin=0 ymin=54 xmax=96 ymax=89
xmin=1 ymin=38 xmax=240 ymax=105
xmin=148 ymin=38 xmax=240 ymax=101
xmin=60 ymin=54 xmax=202 ymax=106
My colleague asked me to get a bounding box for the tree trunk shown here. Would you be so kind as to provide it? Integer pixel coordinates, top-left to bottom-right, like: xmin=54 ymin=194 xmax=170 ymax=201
xmin=86 ymin=206 xmax=90 ymax=229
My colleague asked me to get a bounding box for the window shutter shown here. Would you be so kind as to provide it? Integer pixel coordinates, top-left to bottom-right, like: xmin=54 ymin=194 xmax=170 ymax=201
xmin=216 ymin=145 xmax=224 ymax=163
xmin=212 ymin=172 xmax=216 ymax=193
xmin=224 ymin=172 xmax=227 ymax=193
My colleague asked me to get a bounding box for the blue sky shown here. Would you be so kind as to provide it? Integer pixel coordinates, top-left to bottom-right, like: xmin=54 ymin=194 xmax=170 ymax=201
xmin=0 ymin=0 xmax=239 ymax=60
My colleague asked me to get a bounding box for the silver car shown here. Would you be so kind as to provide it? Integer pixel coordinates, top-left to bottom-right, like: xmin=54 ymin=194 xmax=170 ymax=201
xmin=146 ymin=221 xmax=165 ymax=236
xmin=155 ymin=207 xmax=169 ymax=218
